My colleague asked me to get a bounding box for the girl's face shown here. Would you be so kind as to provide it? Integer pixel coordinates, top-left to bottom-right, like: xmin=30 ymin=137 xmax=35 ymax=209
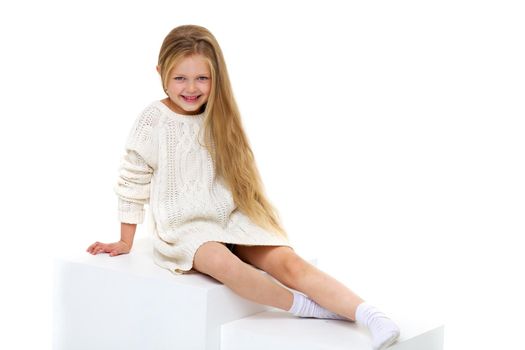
xmin=161 ymin=54 xmax=212 ymax=115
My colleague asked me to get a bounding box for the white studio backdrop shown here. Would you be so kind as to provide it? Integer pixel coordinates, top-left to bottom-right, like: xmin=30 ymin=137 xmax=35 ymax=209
xmin=0 ymin=1 xmax=523 ymax=349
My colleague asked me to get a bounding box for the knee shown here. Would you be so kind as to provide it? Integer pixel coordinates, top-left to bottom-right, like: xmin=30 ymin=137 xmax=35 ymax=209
xmin=280 ymin=253 xmax=311 ymax=285
xmin=193 ymin=242 xmax=239 ymax=280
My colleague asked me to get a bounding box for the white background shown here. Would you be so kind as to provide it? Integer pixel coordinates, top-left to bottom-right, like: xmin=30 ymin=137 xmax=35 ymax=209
xmin=1 ymin=1 xmax=524 ymax=349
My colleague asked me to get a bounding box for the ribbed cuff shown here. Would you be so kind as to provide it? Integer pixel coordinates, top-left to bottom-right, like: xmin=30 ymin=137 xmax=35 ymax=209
xmin=118 ymin=210 xmax=145 ymax=224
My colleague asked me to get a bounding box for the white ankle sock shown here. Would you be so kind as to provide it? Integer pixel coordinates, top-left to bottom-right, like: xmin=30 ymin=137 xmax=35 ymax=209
xmin=287 ymin=290 xmax=349 ymax=320
xmin=355 ymin=302 xmax=400 ymax=350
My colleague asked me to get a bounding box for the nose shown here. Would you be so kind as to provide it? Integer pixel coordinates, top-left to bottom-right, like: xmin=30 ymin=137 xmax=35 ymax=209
xmin=186 ymin=79 xmax=197 ymax=93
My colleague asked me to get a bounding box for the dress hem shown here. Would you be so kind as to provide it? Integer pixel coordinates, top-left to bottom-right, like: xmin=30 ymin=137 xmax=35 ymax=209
xmin=155 ymin=238 xmax=294 ymax=276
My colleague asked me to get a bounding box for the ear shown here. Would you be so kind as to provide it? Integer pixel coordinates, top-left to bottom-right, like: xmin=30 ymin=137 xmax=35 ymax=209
xmin=156 ymin=65 xmax=161 ymax=74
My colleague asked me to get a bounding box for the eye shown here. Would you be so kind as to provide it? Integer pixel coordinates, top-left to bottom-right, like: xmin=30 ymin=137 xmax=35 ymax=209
xmin=174 ymin=77 xmax=185 ymax=81
xmin=198 ymin=76 xmax=209 ymax=81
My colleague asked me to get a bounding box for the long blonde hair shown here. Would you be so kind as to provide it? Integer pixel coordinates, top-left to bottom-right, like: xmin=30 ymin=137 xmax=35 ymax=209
xmin=157 ymin=25 xmax=288 ymax=239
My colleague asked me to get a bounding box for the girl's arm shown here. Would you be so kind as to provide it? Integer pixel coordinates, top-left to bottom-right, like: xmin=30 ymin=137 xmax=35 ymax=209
xmin=120 ymin=222 xmax=137 ymax=249
xmin=114 ymin=106 xmax=157 ymax=224
xmin=86 ymin=223 xmax=136 ymax=256
xmin=88 ymin=107 xmax=157 ymax=257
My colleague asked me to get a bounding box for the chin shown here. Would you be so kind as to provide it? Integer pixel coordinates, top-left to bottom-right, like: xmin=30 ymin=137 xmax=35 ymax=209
xmin=183 ymin=105 xmax=203 ymax=112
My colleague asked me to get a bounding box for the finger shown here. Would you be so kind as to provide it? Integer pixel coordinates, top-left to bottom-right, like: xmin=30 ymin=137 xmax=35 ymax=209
xmin=110 ymin=250 xmax=118 ymax=257
xmin=88 ymin=242 xmax=102 ymax=253
xmin=95 ymin=245 xmax=106 ymax=254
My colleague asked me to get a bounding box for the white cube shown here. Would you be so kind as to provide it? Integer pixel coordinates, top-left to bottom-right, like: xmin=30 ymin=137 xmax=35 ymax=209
xmin=53 ymin=238 xmax=279 ymax=350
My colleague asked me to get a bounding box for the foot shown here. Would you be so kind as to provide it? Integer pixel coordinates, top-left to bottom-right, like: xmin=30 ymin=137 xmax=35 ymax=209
xmin=356 ymin=302 xmax=400 ymax=350
xmin=369 ymin=316 xmax=400 ymax=350
xmin=288 ymin=290 xmax=350 ymax=321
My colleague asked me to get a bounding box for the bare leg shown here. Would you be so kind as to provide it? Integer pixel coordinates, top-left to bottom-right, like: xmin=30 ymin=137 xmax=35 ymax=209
xmin=192 ymin=242 xmax=294 ymax=311
xmin=290 ymin=262 xmax=365 ymax=320
xmin=235 ymin=245 xmax=365 ymax=320
xmin=233 ymin=245 xmax=401 ymax=349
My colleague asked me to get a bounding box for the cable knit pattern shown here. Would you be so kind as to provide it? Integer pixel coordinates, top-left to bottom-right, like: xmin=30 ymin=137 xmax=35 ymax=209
xmin=114 ymin=100 xmax=293 ymax=275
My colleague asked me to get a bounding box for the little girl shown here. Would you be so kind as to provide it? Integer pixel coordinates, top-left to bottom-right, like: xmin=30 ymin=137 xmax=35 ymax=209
xmin=87 ymin=24 xmax=400 ymax=350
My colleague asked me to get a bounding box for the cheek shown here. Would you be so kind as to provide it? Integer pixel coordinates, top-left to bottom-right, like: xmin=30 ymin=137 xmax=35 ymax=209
xmin=165 ymin=83 xmax=176 ymax=93
xmin=170 ymin=87 xmax=185 ymax=97
xmin=202 ymin=83 xmax=212 ymax=95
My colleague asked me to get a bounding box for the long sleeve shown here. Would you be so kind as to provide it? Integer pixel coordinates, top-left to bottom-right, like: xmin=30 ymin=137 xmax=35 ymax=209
xmin=115 ymin=150 xmax=153 ymax=223
xmin=114 ymin=106 xmax=159 ymax=224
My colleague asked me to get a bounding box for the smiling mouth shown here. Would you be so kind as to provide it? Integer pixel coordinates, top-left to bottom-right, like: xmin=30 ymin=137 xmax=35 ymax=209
xmin=182 ymin=95 xmax=201 ymax=102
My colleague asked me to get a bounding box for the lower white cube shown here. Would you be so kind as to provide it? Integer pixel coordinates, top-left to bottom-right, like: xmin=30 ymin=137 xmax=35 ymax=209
xmin=221 ymin=309 xmax=444 ymax=350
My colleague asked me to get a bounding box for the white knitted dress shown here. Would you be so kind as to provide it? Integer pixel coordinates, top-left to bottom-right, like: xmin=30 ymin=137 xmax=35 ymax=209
xmin=114 ymin=100 xmax=293 ymax=275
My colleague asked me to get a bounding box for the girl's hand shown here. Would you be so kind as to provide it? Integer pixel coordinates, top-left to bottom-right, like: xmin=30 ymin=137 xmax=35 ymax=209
xmin=86 ymin=240 xmax=131 ymax=257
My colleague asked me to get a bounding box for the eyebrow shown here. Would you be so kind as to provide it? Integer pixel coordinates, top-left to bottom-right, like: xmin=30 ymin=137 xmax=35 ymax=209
xmin=172 ymin=73 xmax=210 ymax=76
